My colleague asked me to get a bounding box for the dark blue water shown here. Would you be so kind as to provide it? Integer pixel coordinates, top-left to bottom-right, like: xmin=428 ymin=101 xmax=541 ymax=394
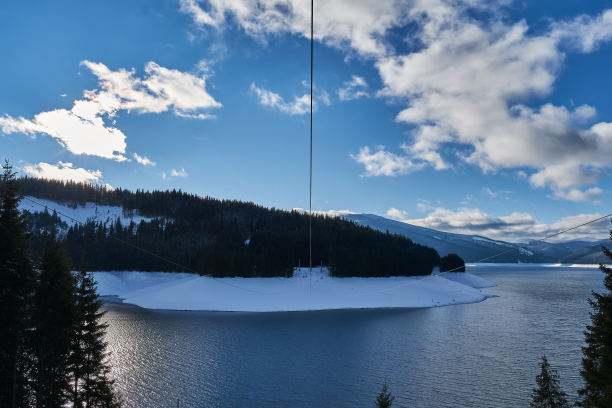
xmin=103 ymin=265 xmax=605 ymax=407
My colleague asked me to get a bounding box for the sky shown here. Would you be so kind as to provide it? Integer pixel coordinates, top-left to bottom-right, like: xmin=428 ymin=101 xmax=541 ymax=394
xmin=2 ymin=0 xmax=612 ymax=242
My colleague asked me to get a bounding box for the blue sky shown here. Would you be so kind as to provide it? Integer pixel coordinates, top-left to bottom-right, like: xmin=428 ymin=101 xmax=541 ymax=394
xmin=2 ymin=0 xmax=612 ymax=242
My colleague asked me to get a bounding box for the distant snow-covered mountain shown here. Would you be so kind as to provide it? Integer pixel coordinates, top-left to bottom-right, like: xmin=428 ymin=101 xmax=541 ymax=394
xmin=344 ymin=214 xmax=603 ymax=264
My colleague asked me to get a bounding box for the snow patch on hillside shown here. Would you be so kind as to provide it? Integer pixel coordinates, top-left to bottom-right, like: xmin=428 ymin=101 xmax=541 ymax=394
xmin=472 ymin=236 xmax=514 ymax=247
xmin=20 ymin=196 xmax=154 ymax=227
xmin=93 ymin=268 xmax=495 ymax=312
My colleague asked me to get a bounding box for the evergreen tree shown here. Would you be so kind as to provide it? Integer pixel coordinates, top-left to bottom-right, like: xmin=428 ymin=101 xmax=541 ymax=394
xmin=70 ymin=263 xmax=121 ymax=407
xmin=440 ymin=253 xmax=465 ymax=272
xmin=0 ymin=161 xmax=35 ymax=407
xmin=530 ymin=355 xmax=569 ymax=408
xmin=30 ymin=233 xmax=77 ymax=407
xmin=578 ymin=231 xmax=612 ymax=407
xmin=375 ymin=382 xmax=394 ymax=408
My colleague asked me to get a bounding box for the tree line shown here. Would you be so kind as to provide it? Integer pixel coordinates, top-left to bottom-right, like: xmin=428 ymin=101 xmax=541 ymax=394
xmin=20 ymin=177 xmax=441 ymax=277
xmin=0 ymin=163 xmax=121 ymax=407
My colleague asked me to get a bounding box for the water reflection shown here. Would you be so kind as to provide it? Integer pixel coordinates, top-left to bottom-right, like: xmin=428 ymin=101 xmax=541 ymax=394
xmin=103 ymin=266 xmax=604 ymax=407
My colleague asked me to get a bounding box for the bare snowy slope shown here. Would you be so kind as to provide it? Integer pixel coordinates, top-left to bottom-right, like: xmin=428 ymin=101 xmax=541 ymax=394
xmin=344 ymin=214 xmax=598 ymax=263
xmin=20 ymin=196 xmax=154 ymax=229
xmin=94 ymin=268 xmax=495 ymax=312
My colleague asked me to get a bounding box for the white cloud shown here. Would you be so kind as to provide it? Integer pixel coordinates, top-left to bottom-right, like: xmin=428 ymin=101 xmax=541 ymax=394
xmin=179 ymin=0 xmax=408 ymax=57
xmin=551 ymin=9 xmax=612 ymax=53
xmin=553 ymin=187 xmax=603 ymax=202
xmin=80 ymin=60 xmax=221 ymax=117
xmin=250 ymin=83 xmax=310 ymax=115
xmin=23 ymin=161 xmax=102 ymax=184
xmin=179 ymin=2 xmax=612 ymax=200
xmin=292 ymin=208 xmax=355 ymax=217
xmin=1 ymin=61 xmax=219 ymax=162
xmin=529 ymin=163 xmax=600 ymax=190
xmin=350 ymin=146 xmax=423 ymax=177
xmin=483 ymin=187 xmax=497 ymax=198
xmin=386 ymin=207 xmax=408 ymax=220
xmin=371 ymin=7 xmax=612 ymax=200
xmin=0 ymin=100 xmax=127 ymax=161
xmin=338 ymin=75 xmax=369 ymax=101
xmin=391 ymin=205 xmax=610 ymax=242
xmin=132 ymin=153 xmax=156 ymax=166
xmin=170 ymin=168 xmax=188 ymax=178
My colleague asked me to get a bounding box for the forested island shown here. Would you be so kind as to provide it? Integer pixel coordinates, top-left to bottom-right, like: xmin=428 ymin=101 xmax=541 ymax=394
xmin=20 ymin=177 xmax=441 ymax=278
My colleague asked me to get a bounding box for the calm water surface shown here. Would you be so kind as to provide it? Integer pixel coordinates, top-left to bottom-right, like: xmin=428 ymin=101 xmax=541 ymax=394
xmin=103 ymin=265 xmax=605 ymax=407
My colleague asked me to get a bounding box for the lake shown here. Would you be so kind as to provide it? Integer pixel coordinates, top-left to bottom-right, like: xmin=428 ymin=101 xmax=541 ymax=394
xmin=103 ymin=264 xmax=605 ymax=407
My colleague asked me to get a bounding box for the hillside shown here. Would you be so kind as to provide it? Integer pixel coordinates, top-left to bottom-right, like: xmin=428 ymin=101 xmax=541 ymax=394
xmin=18 ymin=177 xmax=440 ymax=278
xmin=344 ymin=214 xmax=603 ymax=264
xmin=559 ymin=239 xmax=611 ymax=264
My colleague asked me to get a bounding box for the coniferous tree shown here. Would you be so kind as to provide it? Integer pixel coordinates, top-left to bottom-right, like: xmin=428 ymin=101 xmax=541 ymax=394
xmin=578 ymin=231 xmax=612 ymax=407
xmin=375 ymin=382 xmax=394 ymax=408
xmin=440 ymin=253 xmax=465 ymax=272
xmin=530 ymin=355 xmax=569 ymax=408
xmin=0 ymin=161 xmax=35 ymax=407
xmin=30 ymin=233 xmax=77 ymax=407
xmin=70 ymin=264 xmax=121 ymax=407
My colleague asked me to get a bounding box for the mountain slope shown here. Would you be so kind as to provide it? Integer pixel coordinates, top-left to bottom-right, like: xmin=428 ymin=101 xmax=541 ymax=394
xmin=18 ymin=177 xmax=440 ymax=277
xmin=344 ymin=214 xmax=602 ymax=263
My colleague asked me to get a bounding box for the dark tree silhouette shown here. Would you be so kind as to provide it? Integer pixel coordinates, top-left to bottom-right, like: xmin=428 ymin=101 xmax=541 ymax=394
xmin=70 ymin=265 xmax=122 ymax=407
xmin=20 ymin=177 xmax=440 ymax=278
xmin=530 ymin=355 xmax=569 ymax=408
xmin=375 ymin=382 xmax=394 ymax=408
xmin=578 ymin=226 xmax=612 ymax=407
xmin=440 ymin=253 xmax=465 ymax=272
xmin=30 ymin=233 xmax=77 ymax=407
xmin=0 ymin=161 xmax=36 ymax=407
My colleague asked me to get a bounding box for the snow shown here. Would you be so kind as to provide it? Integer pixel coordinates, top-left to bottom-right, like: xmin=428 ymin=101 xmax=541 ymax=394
xmin=467 ymin=262 xmax=601 ymax=268
xmin=20 ymin=196 xmax=154 ymax=227
xmin=518 ymin=247 xmax=534 ymax=256
xmin=472 ymin=236 xmax=515 ymax=248
xmin=438 ymin=272 xmax=497 ymax=289
xmin=93 ymin=268 xmax=495 ymax=312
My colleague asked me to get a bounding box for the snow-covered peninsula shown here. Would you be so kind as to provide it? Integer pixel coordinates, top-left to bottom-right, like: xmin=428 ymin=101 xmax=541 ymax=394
xmin=94 ymin=268 xmax=495 ymax=312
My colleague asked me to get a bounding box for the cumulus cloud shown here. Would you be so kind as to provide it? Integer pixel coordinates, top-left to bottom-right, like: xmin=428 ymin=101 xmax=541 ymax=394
xmin=182 ymin=0 xmax=612 ymax=200
xmin=132 ymin=153 xmax=156 ymax=166
xmin=386 ymin=207 xmax=408 ymax=220
xmin=391 ymin=206 xmax=610 ymax=242
xmin=338 ymin=75 xmax=369 ymax=101
xmin=292 ymin=208 xmax=356 ymax=217
xmin=0 ymin=101 xmax=127 ymax=161
xmin=179 ymin=0 xmax=408 ymax=57
xmin=23 ymin=161 xmax=103 ymax=184
xmin=372 ymin=7 xmax=612 ymax=200
xmin=551 ymin=9 xmax=612 ymax=53
xmin=80 ymin=60 xmax=221 ymax=117
xmin=171 ymin=168 xmax=188 ymax=177
xmin=163 ymin=168 xmax=188 ymax=179
xmin=0 ymin=61 xmax=220 ymax=161
xmin=350 ymin=146 xmax=423 ymax=177
xmin=250 ymin=83 xmax=310 ymax=115
xmin=553 ymin=187 xmax=603 ymax=202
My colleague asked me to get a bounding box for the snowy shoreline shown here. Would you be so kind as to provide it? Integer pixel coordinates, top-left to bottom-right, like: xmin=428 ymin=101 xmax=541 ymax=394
xmin=93 ymin=268 xmax=496 ymax=312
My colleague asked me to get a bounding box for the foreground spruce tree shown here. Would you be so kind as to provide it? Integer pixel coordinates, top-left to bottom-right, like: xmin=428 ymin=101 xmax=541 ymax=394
xmin=0 ymin=161 xmax=36 ymax=407
xmin=530 ymin=355 xmax=569 ymax=408
xmin=578 ymin=232 xmax=612 ymax=407
xmin=375 ymin=383 xmax=394 ymax=408
xmin=71 ymin=265 xmax=122 ymax=407
xmin=30 ymin=233 xmax=77 ymax=407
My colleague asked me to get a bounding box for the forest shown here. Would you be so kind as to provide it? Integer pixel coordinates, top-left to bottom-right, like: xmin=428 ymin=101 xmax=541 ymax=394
xmin=20 ymin=177 xmax=440 ymax=277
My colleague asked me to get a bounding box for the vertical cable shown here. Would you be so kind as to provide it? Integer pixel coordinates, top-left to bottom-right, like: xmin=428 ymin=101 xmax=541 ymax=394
xmin=309 ymin=0 xmax=313 ymax=295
